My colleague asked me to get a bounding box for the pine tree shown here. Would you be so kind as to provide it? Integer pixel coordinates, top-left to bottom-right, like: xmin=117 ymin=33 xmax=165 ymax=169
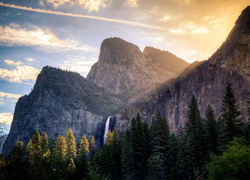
xmin=90 ymin=136 xmax=96 ymax=158
xmin=79 ymin=134 xmax=89 ymax=159
xmin=168 ymin=133 xmax=180 ymax=179
xmin=65 ymin=128 xmax=77 ymax=161
xmin=150 ymin=111 xmax=170 ymax=176
xmin=184 ymin=95 xmax=205 ymax=178
xmin=67 ymin=158 xmax=76 ymax=174
xmin=105 ymin=130 xmax=113 ymax=145
xmin=26 ymin=139 xmax=34 ymax=164
xmin=32 ymin=130 xmax=42 ymax=159
xmin=205 ymin=105 xmax=218 ymax=155
xmin=41 ymin=132 xmax=50 ymax=158
xmin=54 ymin=135 xmax=66 ymax=162
xmin=219 ymin=83 xmax=242 ymax=149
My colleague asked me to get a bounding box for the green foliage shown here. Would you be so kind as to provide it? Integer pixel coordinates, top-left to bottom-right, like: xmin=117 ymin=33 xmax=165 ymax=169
xmin=219 ymin=83 xmax=242 ymax=150
xmin=65 ymin=128 xmax=77 ymax=161
xmin=67 ymin=158 xmax=76 ymax=174
xmin=79 ymin=134 xmax=89 ymax=158
xmin=54 ymin=135 xmax=66 ymax=162
xmin=205 ymin=105 xmax=218 ymax=155
xmin=147 ymin=155 xmax=164 ymax=180
xmin=206 ymin=137 xmax=250 ymax=180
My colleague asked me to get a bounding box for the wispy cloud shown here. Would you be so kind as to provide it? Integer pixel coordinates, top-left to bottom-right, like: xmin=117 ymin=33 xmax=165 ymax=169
xmin=0 ymin=113 xmax=13 ymax=126
xmin=25 ymin=57 xmax=36 ymax=62
xmin=0 ymin=92 xmax=21 ymax=99
xmin=59 ymin=58 xmax=98 ymax=75
xmin=41 ymin=0 xmax=111 ymax=12
xmin=0 ymin=23 xmax=98 ymax=53
xmin=170 ymin=22 xmax=210 ymax=34
xmin=0 ymin=2 xmax=168 ymax=31
xmin=0 ymin=60 xmax=40 ymax=83
xmin=4 ymin=60 xmax=23 ymax=66
xmin=127 ymin=0 xmax=138 ymax=7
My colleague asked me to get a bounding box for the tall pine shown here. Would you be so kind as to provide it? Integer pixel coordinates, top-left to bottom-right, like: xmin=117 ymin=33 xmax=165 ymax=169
xmin=65 ymin=128 xmax=77 ymax=161
xmin=219 ymin=83 xmax=242 ymax=149
xmin=205 ymin=105 xmax=218 ymax=155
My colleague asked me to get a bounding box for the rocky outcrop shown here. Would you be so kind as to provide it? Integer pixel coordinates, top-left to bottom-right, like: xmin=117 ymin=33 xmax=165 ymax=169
xmin=2 ymin=66 xmax=126 ymax=155
xmin=143 ymin=47 xmax=189 ymax=81
xmin=115 ymin=6 xmax=250 ymax=133
xmin=87 ymin=38 xmax=189 ymax=94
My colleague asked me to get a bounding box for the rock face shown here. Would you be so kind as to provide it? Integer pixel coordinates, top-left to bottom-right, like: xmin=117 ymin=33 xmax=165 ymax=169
xmin=143 ymin=47 xmax=189 ymax=81
xmin=2 ymin=66 xmax=126 ymax=154
xmin=115 ymin=6 xmax=250 ymax=133
xmin=87 ymin=38 xmax=189 ymax=94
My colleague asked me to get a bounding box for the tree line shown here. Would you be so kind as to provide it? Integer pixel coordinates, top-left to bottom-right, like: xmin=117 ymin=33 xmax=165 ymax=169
xmin=0 ymin=83 xmax=250 ymax=180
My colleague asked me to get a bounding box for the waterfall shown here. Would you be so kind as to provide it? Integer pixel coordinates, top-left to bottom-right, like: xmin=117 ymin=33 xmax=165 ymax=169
xmin=103 ymin=116 xmax=111 ymax=144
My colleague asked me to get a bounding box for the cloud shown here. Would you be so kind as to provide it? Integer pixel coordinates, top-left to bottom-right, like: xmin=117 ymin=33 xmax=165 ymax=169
xmin=0 ymin=92 xmax=22 ymax=99
xmin=0 ymin=2 xmax=168 ymax=31
xmin=0 ymin=23 xmax=98 ymax=53
xmin=59 ymin=58 xmax=97 ymax=75
xmin=41 ymin=0 xmax=111 ymax=11
xmin=191 ymin=26 xmax=210 ymax=34
xmin=0 ymin=60 xmax=40 ymax=83
xmin=170 ymin=22 xmax=210 ymax=34
xmin=25 ymin=57 xmax=36 ymax=62
xmin=127 ymin=0 xmax=138 ymax=7
xmin=4 ymin=60 xmax=23 ymax=66
xmin=0 ymin=113 xmax=13 ymax=126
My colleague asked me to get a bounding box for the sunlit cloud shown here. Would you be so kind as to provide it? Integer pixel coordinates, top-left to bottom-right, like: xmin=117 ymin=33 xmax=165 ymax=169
xmin=59 ymin=58 xmax=98 ymax=75
xmin=191 ymin=26 xmax=210 ymax=34
xmin=0 ymin=113 xmax=13 ymax=126
xmin=4 ymin=60 xmax=23 ymax=66
xmin=0 ymin=92 xmax=21 ymax=100
xmin=25 ymin=57 xmax=36 ymax=62
xmin=0 ymin=2 xmax=168 ymax=31
xmin=43 ymin=0 xmax=73 ymax=9
xmin=160 ymin=16 xmax=172 ymax=21
xmin=127 ymin=0 xmax=138 ymax=7
xmin=170 ymin=23 xmax=210 ymax=34
xmin=0 ymin=23 xmax=98 ymax=53
xmin=0 ymin=60 xmax=40 ymax=83
xmin=41 ymin=0 xmax=110 ymax=12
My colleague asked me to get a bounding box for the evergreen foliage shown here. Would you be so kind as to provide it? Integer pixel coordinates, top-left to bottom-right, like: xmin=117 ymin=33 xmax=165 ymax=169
xmin=0 ymin=84 xmax=248 ymax=180
xmin=65 ymin=127 xmax=77 ymax=161
xmin=205 ymin=105 xmax=218 ymax=155
xmin=219 ymin=83 xmax=242 ymax=150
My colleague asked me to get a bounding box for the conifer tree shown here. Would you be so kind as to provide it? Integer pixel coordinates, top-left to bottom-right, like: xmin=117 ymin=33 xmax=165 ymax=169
xmin=168 ymin=133 xmax=180 ymax=179
xmin=184 ymin=95 xmax=206 ymax=177
xmin=150 ymin=111 xmax=170 ymax=176
xmin=41 ymin=132 xmax=50 ymax=158
xmin=26 ymin=139 xmax=34 ymax=164
xmin=105 ymin=130 xmax=113 ymax=145
xmin=67 ymin=158 xmax=76 ymax=174
xmin=205 ymin=105 xmax=218 ymax=155
xmin=54 ymin=135 xmax=66 ymax=162
xmin=79 ymin=134 xmax=89 ymax=159
xmin=90 ymin=136 xmax=96 ymax=158
xmin=32 ymin=130 xmax=42 ymax=159
xmin=219 ymin=83 xmax=242 ymax=149
xmin=65 ymin=128 xmax=77 ymax=161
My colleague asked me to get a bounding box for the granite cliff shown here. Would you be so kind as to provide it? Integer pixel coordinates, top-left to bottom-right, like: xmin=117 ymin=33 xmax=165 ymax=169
xmin=3 ymin=6 xmax=249 ymax=155
xmin=2 ymin=67 xmax=125 ymax=154
xmin=115 ymin=6 xmax=250 ymax=133
xmin=87 ymin=38 xmax=189 ymax=94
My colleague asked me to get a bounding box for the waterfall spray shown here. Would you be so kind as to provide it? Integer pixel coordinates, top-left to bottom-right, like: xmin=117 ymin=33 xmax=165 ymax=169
xmin=103 ymin=116 xmax=111 ymax=144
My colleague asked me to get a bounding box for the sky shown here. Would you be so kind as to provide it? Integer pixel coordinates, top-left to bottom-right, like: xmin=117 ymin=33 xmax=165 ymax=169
xmin=0 ymin=0 xmax=249 ymax=131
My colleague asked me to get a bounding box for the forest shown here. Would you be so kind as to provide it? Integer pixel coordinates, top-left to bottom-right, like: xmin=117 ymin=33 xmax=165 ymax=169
xmin=0 ymin=83 xmax=250 ymax=180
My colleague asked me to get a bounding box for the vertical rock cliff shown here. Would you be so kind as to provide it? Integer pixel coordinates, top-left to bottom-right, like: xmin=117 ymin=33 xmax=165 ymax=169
xmin=115 ymin=6 xmax=250 ymax=133
xmin=2 ymin=66 xmax=125 ymax=154
xmin=87 ymin=37 xmax=189 ymax=94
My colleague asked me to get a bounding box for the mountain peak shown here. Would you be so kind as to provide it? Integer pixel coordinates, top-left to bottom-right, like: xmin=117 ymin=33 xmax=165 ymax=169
xmin=209 ymin=6 xmax=250 ymax=80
